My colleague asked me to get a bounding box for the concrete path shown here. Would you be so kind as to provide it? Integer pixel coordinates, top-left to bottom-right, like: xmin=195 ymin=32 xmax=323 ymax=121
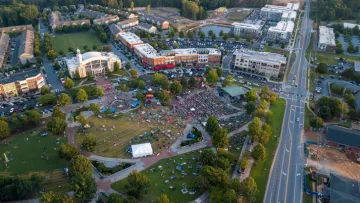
xmin=89 ymin=154 xmax=141 ymax=163
xmin=228 ymin=122 xmax=250 ymax=137
xmin=75 ymin=78 xmax=88 ymax=87
xmin=231 ymin=135 xmax=250 ymax=179
xmin=218 ymin=111 xmax=245 ymax=119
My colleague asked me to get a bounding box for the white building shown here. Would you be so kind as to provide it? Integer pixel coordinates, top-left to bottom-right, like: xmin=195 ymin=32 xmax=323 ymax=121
xmin=131 ymin=143 xmax=153 ymax=158
xmin=281 ymin=11 xmax=297 ymax=22
xmin=260 ymin=3 xmax=299 ymax=22
xmin=318 ymin=26 xmax=336 ymax=52
xmin=136 ymin=23 xmax=157 ymax=34
xmin=232 ymin=21 xmax=263 ymax=38
xmin=267 ymin=21 xmax=294 ymax=44
xmin=232 ymin=49 xmax=287 ymax=77
xmin=65 ymin=49 xmax=121 ymax=78
xmin=343 ymin=23 xmax=360 ymax=29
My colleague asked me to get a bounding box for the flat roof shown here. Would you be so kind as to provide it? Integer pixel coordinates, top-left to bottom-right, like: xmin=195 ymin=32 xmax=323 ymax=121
xmin=222 ymin=86 xmax=248 ymax=97
xmin=282 ymin=11 xmax=297 ymax=19
xmin=268 ymin=21 xmax=295 ymax=33
xmin=234 ymin=49 xmax=287 ymax=64
xmin=355 ymin=62 xmax=360 ymax=72
xmin=261 ymin=3 xmax=299 ymax=13
xmin=343 ymin=23 xmax=360 ymax=29
xmin=118 ymin=32 xmax=143 ymax=44
xmin=232 ymin=22 xmax=263 ymax=30
xmin=326 ymin=125 xmax=360 ymax=149
xmin=0 ymin=69 xmax=41 ymax=84
xmin=319 ymin=26 xmax=336 ymax=46
xmin=134 ymin=43 xmax=161 ymax=58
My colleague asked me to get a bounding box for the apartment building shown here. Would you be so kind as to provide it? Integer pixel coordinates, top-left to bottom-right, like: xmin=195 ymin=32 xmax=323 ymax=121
xmin=0 ymin=32 xmax=10 ymax=69
xmin=136 ymin=23 xmax=157 ymax=34
xmin=0 ymin=70 xmax=45 ymax=97
xmin=18 ymin=29 xmax=35 ymax=65
xmin=140 ymin=14 xmax=169 ymax=30
xmin=109 ymin=24 xmax=123 ymax=39
xmin=49 ymin=11 xmax=90 ymax=30
xmin=260 ymin=3 xmax=299 ymax=22
xmin=0 ymin=24 xmax=34 ymax=33
xmin=318 ymin=26 xmax=336 ymax=52
xmin=267 ymin=21 xmax=294 ymax=44
xmin=93 ymin=15 xmax=119 ymax=25
xmin=281 ymin=11 xmax=297 ymax=22
xmin=118 ymin=32 xmax=144 ymax=50
xmin=232 ymin=21 xmax=264 ymax=38
xmin=232 ymin=49 xmax=287 ymax=77
xmin=118 ymin=18 xmax=139 ymax=29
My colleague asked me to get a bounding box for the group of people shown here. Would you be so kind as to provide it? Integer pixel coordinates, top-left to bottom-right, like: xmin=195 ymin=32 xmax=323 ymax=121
xmin=219 ymin=114 xmax=253 ymax=133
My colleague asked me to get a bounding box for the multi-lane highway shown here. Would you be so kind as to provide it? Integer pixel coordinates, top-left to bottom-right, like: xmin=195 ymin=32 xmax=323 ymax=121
xmin=264 ymin=0 xmax=312 ymax=203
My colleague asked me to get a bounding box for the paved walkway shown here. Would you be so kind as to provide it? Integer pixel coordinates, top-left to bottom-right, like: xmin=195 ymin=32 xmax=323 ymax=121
xmin=231 ymin=135 xmax=250 ymax=179
xmin=218 ymin=111 xmax=245 ymax=119
xmin=228 ymin=122 xmax=250 ymax=137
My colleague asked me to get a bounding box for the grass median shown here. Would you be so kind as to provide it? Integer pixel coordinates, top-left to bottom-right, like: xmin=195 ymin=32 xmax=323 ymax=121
xmin=250 ymin=98 xmax=286 ymax=203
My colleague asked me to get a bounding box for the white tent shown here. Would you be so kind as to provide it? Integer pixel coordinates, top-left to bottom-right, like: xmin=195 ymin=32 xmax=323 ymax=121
xmin=131 ymin=143 xmax=153 ymax=158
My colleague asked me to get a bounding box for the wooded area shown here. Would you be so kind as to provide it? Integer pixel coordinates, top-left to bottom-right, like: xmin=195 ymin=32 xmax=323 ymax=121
xmin=310 ymin=0 xmax=360 ymax=22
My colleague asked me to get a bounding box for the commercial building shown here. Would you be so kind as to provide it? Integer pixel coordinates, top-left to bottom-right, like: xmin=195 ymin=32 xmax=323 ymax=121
xmin=140 ymin=14 xmax=169 ymax=30
xmin=325 ymin=125 xmax=360 ymax=153
xmin=65 ymin=49 xmax=121 ymax=78
xmin=323 ymin=173 xmax=360 ymax=203
xmin=0 ymin=70 xmax=45 ymax=98
xmin=232 ymin=49 xmax=287 ymax=77
xmin=18 ymin=29 xmax=35 ymax=65
xmin=133 ymin=43 xmax=165 ymax=66
xmin=318 ymin=26 xmax=336 ymax=52
xmin=0 ymin=32 xmax=10 ymax=69
xmin=343 ymin=22 xmax=360 ymax=29
xmin=267 ymin=21 xmax=295 ymax=44
xmin=117 ymin=18 xmax=139 ymax=29
xmin=0 ymin=24 xmax=34 ymax=33
xmin=109 ymin=24 xmax=123 ymax=39
xmin=232 ymin=21 xmax=264 ymax=38
xmin=118 ymin=32 xmax=144 ymax=50
xmin=93 ymin=15 xmax=119 ymax=25
xmin=260 ymin=3 xmax=299 ymax=22
xmin=49 ymin=11 xmax=90 ymax=30
xmin=136 ymin=23 xmax=157 ymax=34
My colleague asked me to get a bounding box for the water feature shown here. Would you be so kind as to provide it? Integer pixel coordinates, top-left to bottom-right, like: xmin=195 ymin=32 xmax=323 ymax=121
xmin=197 ymin=25 xmax=231 ymax=36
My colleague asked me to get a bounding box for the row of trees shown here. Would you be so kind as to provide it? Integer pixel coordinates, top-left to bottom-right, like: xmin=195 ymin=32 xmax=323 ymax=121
xmin=0 ymin=2 xmax=39 ymax=27
xmin=94 ymin=24 xmax=108 ymax=43
xmin=0 ymin=174 xmax=44 ymax=201
xmin=181 ymin=0 xmax=207 ymax=20
xmin=54 ymin=23 xmax=90 ymax=34
xmin=311 ymin=0 xmax=360 ymax=22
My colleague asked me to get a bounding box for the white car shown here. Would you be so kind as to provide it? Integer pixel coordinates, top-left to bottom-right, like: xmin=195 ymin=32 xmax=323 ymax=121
xmin=296 ymin=118 xmax=299 ymax=122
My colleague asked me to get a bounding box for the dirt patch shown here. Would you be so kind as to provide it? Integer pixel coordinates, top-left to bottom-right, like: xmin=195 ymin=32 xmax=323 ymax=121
xmin=308 ymin=145 xmax=360 ymax=180
xmin=226 ymin=10 xmax=252 ymax=22
xmin=305 ymin=130 xmax=324 ymax=143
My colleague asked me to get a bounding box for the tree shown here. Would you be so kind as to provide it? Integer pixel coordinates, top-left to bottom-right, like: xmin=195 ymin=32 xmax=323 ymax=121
xmin=47 ymin=117 xmax=67 ymax=135
xmin=246 ymin=101 xmax=256 ymax=114
xmin=21 ymin=5 xmax=39 ymax=23
xmin=235 ymin=35 xmax=241 ymax=41
xmin=38 ymin=93 xmax=57 ymax=105
xmin=69 ymin=155 xmax=92 ymax=176
xmin=58 ymin=143 xmax=79 ymax=160
xmin=239 ymin=177 xmax=259 ymax=203
xmin=187 ymin=30 xmax=194 ymax=38
xmin=76 ymin=112 xmax=87 ymax=126
xmin=248 ymin=117 xmax=262 ymax=141
xmin=180 ymin=77 xmax=188 ymax=89
xmin=52 ymin=106 xmax=65 ymax=120
xmin=70 ymin=173 xmax=97 ymax=199
xmin=64 ymin=78 xmax=74 ymax=90
xmin=316 ymin=63 xmax=328 ymax=74
xmin=206 ymin=69 xmax=219 ymax=84
xmin=114 ymin=61 xmax=120 ymax=72
xmin=107 ymin=193 xmax=124 ymax=203
xmin=245 ymin=90 xmax=257 ymax=102
xmin=189 ymin=76 xmax=197 ymax=87
xmin=136 ymin=92 xmax=146 ymax=103
xmin=252 ymin=143 xmax=266 ymax=162
xmin=219 ymin=30 xmax=224 ymax=36
xmin=125 ymin=62 xmax=131 ymax=70
xmin=58 ymin=93 xmax=71 ymax=107
xmin=212 ymin=33 xmax=217 ymax=40
xmin=130 ymin=69 xmax=138 ymax=78
xmin=126 ymin=171 xmax=151 ymax=199
xmin=344 ymin=93 xmax=356 ymax=108
xmin=216 ymin=67 xmax=223 ymax=77
xmin=97 ymin=86 xmax=105 ymax=97
xmin=269 ymin=92 xmax=278 ymax=104
xmin=199 ymin=149 xmax=217 ymax=166
xmin=212 ymin=128 xmax=228 ymax=148
xmin=208 ymin=30 xmax=214 ymax=37
xmin=179 ymin=30 xmax=185 ymax=38
xmin=309 ymin=117 xmax=324 ymax=128
xmin=41 ymin=191 xmax=74 ymax=203
xmin=170 ymin=80 xmax=182 ymax=94
xmin=90 ymin=103 xmax=100 ymax=113
xmin=259 ymin=123 xmax=271 ymax=145
xmin=222 ymin=33 xmax=229 ymax=41
xmin=41 ymin=86 xmax=51 ymax=95
xmin=199 ymin=166 xmax=228 ymax=186
xmin=81 ymin=134 xmax=96 ymax=152
xmin=76 ymin=89 xmax=88 ymax=103
xmin=0 ymin=120 xmax=10 ymax=138
xmin=206 ymin=116 xmax=219 ymax=134
xmin=130 ymin=1 xmax=134 ymax=12
xmin=47 ymin=50 xmax=57 ymax=60
xmin=157 ymin=90 xmax=171 ymax=105
xmin=239 ymin=153 xmax=250 ymax=169
xmin=25 ymin=110 xmax=42 ymax=126
xmin=222 ymin=75 xmax=233 ymax=87
xmin=156 ymin=194 xmax=170 ymax=203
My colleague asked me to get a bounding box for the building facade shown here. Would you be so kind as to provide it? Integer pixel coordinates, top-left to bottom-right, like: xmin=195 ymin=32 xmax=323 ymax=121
xmin=18 ymin=29 xmax=35 ymax=64
xmin=93 ymin=15 xmax=119 ymax=25
xmin=232 ymin=49 xmax=287 ymax=77
xmin=267 ymin=21 xmax=294 ymax=44
xmin=318 ymin=26 xmax=336 ymax=52
xmin=136 ymin=23 xmax=157 ymax=34
xmin=232 ymin=22 xmax=263 ymax=38
xmin=140 ymin=14 xmax=169 ymax=30
xmin=109 ymin=24 xmax=123 ymax=39
xmin=260 ymin=3 xmax=299 ymax=22
xmin=118 ymin=18 xmax=139 ymax=29
xmin=65 ymin=49 xmax=121 ymax=78
xmin=0 ymin=70 xmax=45 ymax=97
xmin=49 ymin=11 xmax=90 ymax=29
xmin=118 ymin=32 xmax=144 ymax=50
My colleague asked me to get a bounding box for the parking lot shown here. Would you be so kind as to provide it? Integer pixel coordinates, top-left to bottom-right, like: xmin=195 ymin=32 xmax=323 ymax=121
xmin=0 ymin=97 xmax=38 ymax=116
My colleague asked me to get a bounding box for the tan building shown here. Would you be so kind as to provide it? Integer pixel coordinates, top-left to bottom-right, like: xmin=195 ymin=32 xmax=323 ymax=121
xmin=136 ymin=23 xmax=157 ymax=34
xmin=0 ymin=70 xmax=45 ymax=98
xmin=140 ymin=14 xmax=169 ymax=30
xmin=0 ymin=32 xmax=10 ymax=69
xmin=118 ymin=18 xmax=139 ymax=29
xmin=18 ymin=30 xmax=35 ymax=65
xmin=133 ymin=43 xmax=165 ymax=66
xmin=93 ymin=15 xmax=119 ymax=25
xmin=0 ymin=25 xmax=34 ymax=33
xmin=49 ymin=11 xmax=90 ymax=30
xmin=118 ymin=31 xmax=144 ymax=50
xmin=65 ymin=49 xmax=121 ymax=79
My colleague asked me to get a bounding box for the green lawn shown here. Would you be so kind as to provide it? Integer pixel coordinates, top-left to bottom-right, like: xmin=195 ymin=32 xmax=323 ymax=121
xmin=303 ymin=174 xmax=314 ymax=203
xmin=114 ymin=69 xmax=129 ymax=76
xmin=308 ymin=68 xmax=316 ymax=93
xmin=0 ymin=128 xmax=70 ymax=193
xmin=51 ymin=32 xmax=104 ymax=54
xmin=226 ymin=10 xmax=252 ymax=22
xmin=111 ymin=151 xmax=202 ymax=203
xmin=250 ymin=98 xmax=286 ymax=203
xmin=304 ymin=104 xmax=314 ymax=130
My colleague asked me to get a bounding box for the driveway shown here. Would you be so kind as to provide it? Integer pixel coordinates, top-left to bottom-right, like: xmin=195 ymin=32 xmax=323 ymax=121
xmin=319 ymin=76 xmax=360 ymax=96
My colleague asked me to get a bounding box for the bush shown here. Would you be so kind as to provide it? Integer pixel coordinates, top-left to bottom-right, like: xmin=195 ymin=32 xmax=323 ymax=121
xmin=180 ymin=127 xmax=203 ymax=147
xmin=92 ymin=161 xmax=133 ymax=176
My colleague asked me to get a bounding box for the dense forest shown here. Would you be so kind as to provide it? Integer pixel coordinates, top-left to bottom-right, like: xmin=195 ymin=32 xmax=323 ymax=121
xmin=310 ymin=0 xmax=360 ymax=22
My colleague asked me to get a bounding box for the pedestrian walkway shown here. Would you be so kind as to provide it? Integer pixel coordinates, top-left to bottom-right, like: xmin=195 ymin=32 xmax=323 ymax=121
xmin=232 ymin=135 xmax=250 ymax=179
xmin=228 ymin=122 xmax=250 ymax=137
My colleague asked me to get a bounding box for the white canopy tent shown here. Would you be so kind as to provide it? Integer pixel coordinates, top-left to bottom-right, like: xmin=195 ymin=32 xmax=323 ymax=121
xmin=131 ymin=143 xmax=153 ymax=158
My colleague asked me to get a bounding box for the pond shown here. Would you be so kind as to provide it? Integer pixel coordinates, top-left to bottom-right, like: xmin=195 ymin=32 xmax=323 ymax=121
xmin=197 ymin=25 xmax=231 ymax=36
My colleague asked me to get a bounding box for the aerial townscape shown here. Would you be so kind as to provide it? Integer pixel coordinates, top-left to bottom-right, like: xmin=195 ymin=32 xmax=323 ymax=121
xmin=1 ymin=0 xmax=360 ymax=202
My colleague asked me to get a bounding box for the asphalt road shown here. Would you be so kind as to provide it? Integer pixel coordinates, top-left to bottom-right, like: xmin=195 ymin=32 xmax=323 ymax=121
xmin=264 ymin=1 xmax=312 ymax=203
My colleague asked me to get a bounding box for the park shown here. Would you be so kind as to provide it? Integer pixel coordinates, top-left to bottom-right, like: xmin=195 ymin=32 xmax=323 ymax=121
xmin=50 ymin=32 xmax=104 ymax=54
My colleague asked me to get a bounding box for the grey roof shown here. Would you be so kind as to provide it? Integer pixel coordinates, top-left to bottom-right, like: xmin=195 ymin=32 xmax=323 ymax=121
xmin=326 ymin=125 xmax=360 ymax=148
xmin=222 ymin=86 xmax=248 ymax=97
xmin=322 ymin=173 xmax=360 ymax=202
xmin=0 ymin=69 xmax=41 ymax=84
xmin=138 ymin=23 xmax=154 ymax=30
xmin=355 ymin=62 xmax=360 ymax=72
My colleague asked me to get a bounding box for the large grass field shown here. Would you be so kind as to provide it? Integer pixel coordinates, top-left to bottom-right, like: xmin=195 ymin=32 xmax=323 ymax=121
xmin=250 ymin=98 xmax=286 ymax=203
xmin=111 ymin=151 xmax=202 ymax=203
xmin=51 ymin=32 xmax=104 ymax=54
xmin=226 ymin=10 xmax=252 ymax=22
xmin=75 ymin=107 xmax=186 ymax=158
xmin=0 ymin=128 xmax=70 ymax=193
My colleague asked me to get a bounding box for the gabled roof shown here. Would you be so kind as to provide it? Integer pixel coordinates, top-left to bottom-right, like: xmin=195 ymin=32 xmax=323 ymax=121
xmin=323 ymin=173 xmax=360 ymax=202
xmin=326 ymin=125 xmax=360 ymax=148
